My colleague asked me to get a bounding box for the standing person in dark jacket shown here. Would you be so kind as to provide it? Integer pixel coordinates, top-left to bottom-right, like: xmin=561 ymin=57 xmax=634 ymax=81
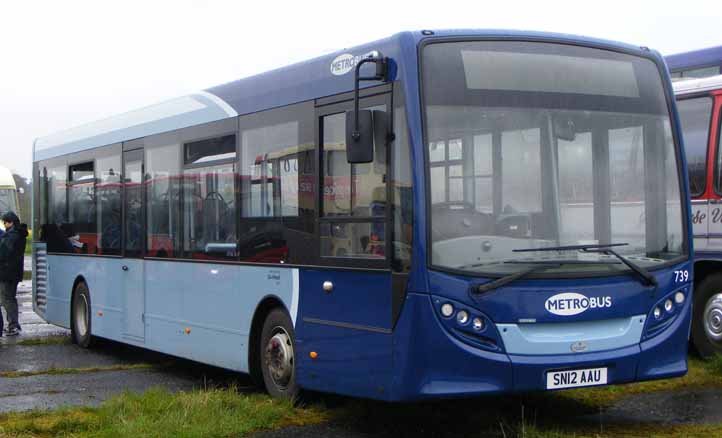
xmin=0 ymin=211 xmax=27 ymax=336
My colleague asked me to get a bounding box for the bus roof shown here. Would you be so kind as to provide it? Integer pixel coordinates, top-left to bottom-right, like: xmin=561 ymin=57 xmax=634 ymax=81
xmin=666 ymin=45 xmax=722 ymax=72
xmin=672 ymin=74 xmax=722 ymax=96
xmin=34 ymin=29 xmax=657 ymax=162
xmin=0 ymin=166 xmax=15 ymax=189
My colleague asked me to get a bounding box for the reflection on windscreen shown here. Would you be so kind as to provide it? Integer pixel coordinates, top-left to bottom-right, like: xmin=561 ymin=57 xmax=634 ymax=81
xmin=423 ymin=41 xmax=685 ymax=275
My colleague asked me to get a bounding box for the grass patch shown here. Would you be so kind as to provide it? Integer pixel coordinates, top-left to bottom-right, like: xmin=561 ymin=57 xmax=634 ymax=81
xmin=0 ymin=387 xmax=327 ymax=438
xmin=0 ymin=363 xmax=154 ymax=378
xmin=16 ymin=336 xmax=71 ymax=347
xmin=326 ymin=392 xmax=722 ymax=438
xmin=560 ymin=357 xmax=722 ymax=408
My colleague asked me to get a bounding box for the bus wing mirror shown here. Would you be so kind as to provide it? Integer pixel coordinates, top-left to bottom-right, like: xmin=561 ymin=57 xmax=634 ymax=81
xmin=346 ymin=110 xmax=374 ymax=163
xmin=373 ymin=110 xmax=389 ymax=162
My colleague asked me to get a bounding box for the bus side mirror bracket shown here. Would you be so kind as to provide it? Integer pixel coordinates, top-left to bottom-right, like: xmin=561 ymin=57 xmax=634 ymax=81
xmin=346 ymin=53 xmax=389 ymax=164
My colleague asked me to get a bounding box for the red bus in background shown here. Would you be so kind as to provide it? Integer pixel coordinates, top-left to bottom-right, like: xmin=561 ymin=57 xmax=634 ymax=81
xmin=674 ymin=74 xmax=722 ymax=357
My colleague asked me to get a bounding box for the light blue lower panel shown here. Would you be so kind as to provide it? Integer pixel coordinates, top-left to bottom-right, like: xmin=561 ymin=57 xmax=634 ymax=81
xmin=42 ymin=255 xmax=299 ymax=374
xmin=497 ymin=315 xmax=646 ymax=355
xmin=144 ymin=260 xmax=298 ymax=373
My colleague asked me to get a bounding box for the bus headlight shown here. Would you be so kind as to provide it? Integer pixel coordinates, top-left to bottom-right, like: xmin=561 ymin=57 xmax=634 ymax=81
xmin=644 ymin=287 xmax=690 ymax=340
xmin=441 ymin=303 xmax=454 ymax=318
xmin=432 ymin=295 xmax=503 ymax=353
xmin=675 ymin=292 xmax=685 ymax=304
xmin=664 ymin=299 xmax=674 ymax=313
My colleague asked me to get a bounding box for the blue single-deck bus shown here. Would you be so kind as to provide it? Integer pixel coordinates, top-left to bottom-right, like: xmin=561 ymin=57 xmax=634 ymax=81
xmin=32 ymin=30 xmax=693 ymax=400
xmin=667 ymin=46 xmax=722 ymax=80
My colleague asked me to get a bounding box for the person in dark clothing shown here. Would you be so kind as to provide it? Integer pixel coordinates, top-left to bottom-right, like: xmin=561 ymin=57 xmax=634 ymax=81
xmin=0 ymin=211 xmax=28 ymax=336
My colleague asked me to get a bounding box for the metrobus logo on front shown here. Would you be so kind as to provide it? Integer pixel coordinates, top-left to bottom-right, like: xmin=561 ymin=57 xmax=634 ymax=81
xmin=545 ymin=293 xmax=612 ymax=316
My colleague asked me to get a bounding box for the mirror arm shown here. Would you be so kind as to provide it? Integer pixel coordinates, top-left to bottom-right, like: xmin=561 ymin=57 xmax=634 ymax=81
xmin=352 ymin=55 xmax=388 ymax=140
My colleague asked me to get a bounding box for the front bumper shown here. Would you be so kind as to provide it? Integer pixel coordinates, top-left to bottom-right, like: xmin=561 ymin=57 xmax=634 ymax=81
xmin=390 ymin=292 xmax=689 ymax=400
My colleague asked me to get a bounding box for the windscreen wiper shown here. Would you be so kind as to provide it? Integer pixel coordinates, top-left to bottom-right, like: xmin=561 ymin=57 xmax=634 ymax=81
xmin=512 ymin=243 xmax=629 ymax=253
xmin=512 ymin=242 xmax=657 ymax=287
xmin=474 ymin=263 xmax=561 ymax=294
xmin=472 ymin=259 xmax=622 ymax=294
xmin=583 ymin=247 xmax=657 ymax=287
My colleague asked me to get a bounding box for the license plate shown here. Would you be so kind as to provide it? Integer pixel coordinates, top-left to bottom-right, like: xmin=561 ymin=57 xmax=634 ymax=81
xmin=546 ymin=367 xmax=607 ymax=390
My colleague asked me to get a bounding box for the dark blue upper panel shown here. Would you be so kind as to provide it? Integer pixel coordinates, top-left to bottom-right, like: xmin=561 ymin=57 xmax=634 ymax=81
xmin=206 ymin=29 xmax=658 ymax=116
xmin=36 ymin=29 xmax=663 ymax=162
xmin=666 ymin=45 xmax=722 ymax=71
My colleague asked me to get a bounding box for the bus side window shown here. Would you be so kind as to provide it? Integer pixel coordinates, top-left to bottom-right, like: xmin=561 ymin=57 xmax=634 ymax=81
xmin=182 ymin=135 xmax=237 ymax=260
xmin=238 ymin=102 xmax=315 ymax=264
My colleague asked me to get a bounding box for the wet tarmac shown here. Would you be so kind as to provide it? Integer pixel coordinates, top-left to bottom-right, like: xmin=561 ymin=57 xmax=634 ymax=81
xmin=0 ymin=275 xmax=252 ymax=413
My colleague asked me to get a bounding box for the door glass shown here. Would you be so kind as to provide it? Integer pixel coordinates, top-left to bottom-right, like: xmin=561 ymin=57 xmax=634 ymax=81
xmin=320 ymin=103 xmax=387 ymax=260
xmin=322 ymin=106 xmax=386 ymax=218
xmin=124 ymin=153 xmax=143 ymax=257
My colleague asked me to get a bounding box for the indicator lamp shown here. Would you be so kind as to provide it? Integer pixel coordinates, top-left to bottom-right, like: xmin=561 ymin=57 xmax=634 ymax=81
xmin=653 ymin=307 xmax=662 ymax=319
xmin=472 ymin=317 xmax=484 ymax=331
xmin=457 ymin=310 xmax=469 ymax=325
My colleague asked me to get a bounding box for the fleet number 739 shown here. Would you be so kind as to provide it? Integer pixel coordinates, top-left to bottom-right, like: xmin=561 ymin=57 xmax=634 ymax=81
xmin=673 ymin=270 xmax=689 ymax=283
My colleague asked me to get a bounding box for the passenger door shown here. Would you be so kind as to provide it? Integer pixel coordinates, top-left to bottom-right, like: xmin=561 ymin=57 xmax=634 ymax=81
xmin=122 ymin=147 xmax=146 ymax=342
xmin=296 ymin=90 xmax=395 ymax=398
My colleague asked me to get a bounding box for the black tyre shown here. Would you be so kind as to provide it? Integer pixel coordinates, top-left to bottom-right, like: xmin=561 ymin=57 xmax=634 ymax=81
xmin=71 ymin=282 xmax=94 ymax=348
xmin=259 ymin=308 xmax=299 ymax=399
xmin=692 ymin=273 xmax=722 ymax=358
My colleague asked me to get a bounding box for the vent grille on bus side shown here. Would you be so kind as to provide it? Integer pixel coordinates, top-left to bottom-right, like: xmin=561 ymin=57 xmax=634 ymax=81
xmin=34 ymin=248 xmax=48 ymax=313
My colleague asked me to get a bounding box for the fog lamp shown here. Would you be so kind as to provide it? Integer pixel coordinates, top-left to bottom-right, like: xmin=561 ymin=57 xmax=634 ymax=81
xmin=472 ymin=317 xmax=484 ymax=331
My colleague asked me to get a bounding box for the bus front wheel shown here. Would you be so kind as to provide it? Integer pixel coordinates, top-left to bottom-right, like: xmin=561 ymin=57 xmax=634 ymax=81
xmin=259 ymin=308 xmax=299 ymax=399
xmin=693 ymin=273 xmax=722 ymax=358
xmin=71 ymin=282 xmax=94 ymax=348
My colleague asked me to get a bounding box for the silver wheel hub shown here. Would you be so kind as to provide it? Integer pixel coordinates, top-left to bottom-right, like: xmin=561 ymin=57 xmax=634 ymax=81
xmin=74 ymin=294 xmax=89 ymax=337
xmin=265 ymin=328 xmax=294 ymax=388
xmin=704 ymin=293 xmax=722 ymax=343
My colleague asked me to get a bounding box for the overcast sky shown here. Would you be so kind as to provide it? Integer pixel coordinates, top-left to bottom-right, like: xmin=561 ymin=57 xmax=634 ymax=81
xmin=1 ymin=0 xmax=719 ymax=178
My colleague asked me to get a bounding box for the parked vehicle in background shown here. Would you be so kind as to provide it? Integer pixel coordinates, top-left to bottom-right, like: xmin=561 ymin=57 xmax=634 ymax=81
xmin=32 ymin=30 xmax=693 ymax=401
xmin=0 ymin=166 xmax=19 ymax=231
xmin=674 ymin=74 xmax=722 ymax=357
xmin=667 ymin=46 xmax=722 ymax=81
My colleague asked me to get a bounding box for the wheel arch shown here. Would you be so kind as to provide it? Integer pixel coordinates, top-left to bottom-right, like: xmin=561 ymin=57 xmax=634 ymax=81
xmin=248 ymin=295 xmax=291 ymax=383
xmin=69 ymin=275 xmax=89 ymax=329
xmin=693 ymin=259 xmax=722 ymax=289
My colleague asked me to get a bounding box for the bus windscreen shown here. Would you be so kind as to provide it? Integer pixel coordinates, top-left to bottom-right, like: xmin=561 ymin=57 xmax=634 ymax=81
xmin=422 ymin=41 xmax=685 ymax=276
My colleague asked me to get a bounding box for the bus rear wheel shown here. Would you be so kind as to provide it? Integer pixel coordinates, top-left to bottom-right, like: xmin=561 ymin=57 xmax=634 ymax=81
xmin=71 ymin=282 xmax=94 ymax=348
xmin=259 ymin=308 xmax=298 ymax=399
xmin=693 ymin=273 xmax=722 ymax=358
